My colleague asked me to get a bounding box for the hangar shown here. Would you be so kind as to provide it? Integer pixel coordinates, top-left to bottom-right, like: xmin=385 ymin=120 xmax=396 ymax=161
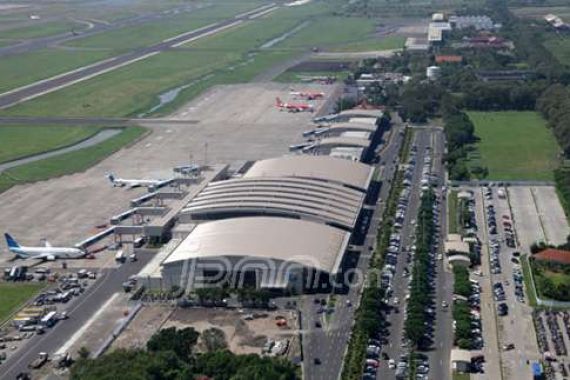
xmin=161 ymin=217 xmax=351 ymax=292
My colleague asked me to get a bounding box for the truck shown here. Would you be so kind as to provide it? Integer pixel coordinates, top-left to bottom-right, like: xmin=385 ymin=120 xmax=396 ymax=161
xmin=28 ymin=352 xmax=48 ymax=369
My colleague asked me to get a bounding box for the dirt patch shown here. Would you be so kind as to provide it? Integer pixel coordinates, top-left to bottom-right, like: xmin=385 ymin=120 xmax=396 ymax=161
xmin=111 ymin=305 xmax=173 ymax=351
xmin=164 ymin=308 xmax=299 ymax=356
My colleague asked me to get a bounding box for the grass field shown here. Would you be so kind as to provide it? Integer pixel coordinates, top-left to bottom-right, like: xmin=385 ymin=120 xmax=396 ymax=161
xmin=448 ymin=190 xmax=459 ymax=234
xmin=329 ymin=34 xmax=405 ymax=52
xmin=0 ymin=127 xmax=146 ymax=194
xmin=0 ymin=125 xmax=100 ymax=164
xmin=274 ymin=70 xmax=350 ymax=83
xmin=544 ymin=36 xmax=570 ymax=66
xmin=0 ymin=282 xmax=45 ymax=323
xmin=65 ymin=2 xmax=263 ymax=52
xmin=467 ymin=111 xmax=559 ymax=181
xmin=0 ymin=48 xmax=113 ymax=94
xmin=2 ymin=5 xmax=324 ymax=118
xmin=0 ymin=20 xmax=84 ymax=40
xmin=273 ymin=15 xmax=377 ymax=50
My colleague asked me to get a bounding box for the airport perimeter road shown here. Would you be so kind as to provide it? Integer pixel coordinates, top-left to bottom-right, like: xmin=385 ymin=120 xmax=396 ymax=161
xmin=0 ymin=252 xmax=154 ymax=380
xmin=426 ymin=128 xmax=454 ymax=380
xmin=302 ymin=123 xmax=405 ymax=380
xmin=0 ymin=3 xmax=276 ymax=109
xmin=376 ymin=129 xmax=430 ymax=380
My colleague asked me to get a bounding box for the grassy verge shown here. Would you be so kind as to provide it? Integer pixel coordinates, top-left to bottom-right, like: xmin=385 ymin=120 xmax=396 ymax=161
xmin=0 ymin=48 xmax=113 ymax=94
xmin=0 ymin=127 xmax=146 ymax=193
xmin=273 ymin=70 xmax=350 ymax=83
xmin=466 ymin=111 xmax=559 ymax=181
xmin=521 ymin=255 xmax=538 ymax=308
xmin=0 ymin=282 xmax=45 ymax=324
xmin=328 ymin=35 xmax=405 ymax=52
xmin=0 ymin=20 xmax=84 ymax=40
xmin=0 ymin=125 xmax=101 ymax=164
xmin=448 ymin=190 xmax=459 ymax=234
xmin=452 ymin=373 xmax=470 ymax=380
xmin=65 ymin=2 xmax=264 ymax=52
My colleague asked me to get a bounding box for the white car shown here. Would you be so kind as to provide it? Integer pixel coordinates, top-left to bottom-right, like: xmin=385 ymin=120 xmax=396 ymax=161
xmin=388 ymin=359 xmax=396 ymax=369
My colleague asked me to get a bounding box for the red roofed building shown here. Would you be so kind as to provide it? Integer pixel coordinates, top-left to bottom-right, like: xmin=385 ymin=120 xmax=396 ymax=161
xmin=534 ymin=249 xmax=570 ymax=265
xmin=435 ymin=55 xmax=463 ymax=64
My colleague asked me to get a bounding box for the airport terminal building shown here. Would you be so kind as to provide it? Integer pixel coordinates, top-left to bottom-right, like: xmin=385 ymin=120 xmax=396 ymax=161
xmin=134 ymin=109 xmax=385 ymax=293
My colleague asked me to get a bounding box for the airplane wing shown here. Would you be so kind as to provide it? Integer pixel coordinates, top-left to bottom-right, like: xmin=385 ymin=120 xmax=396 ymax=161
xmin=28 ymin=252 xmax=55 ymax=260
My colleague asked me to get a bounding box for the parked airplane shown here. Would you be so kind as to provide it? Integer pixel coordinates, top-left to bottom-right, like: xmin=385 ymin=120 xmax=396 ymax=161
xmin=275 ymin=97 xmax=314 ymax=113
xmin=106 ymin=173 xmax=171 ymax=188
xmin=290 ymin=90 xmax=325 ymax=100
xmin=4 ymin=233 xmax=85 ymax=261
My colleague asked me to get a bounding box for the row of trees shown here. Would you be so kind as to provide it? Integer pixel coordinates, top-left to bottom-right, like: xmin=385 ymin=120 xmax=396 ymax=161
xmin=453 ymin=266 xmax=472 ymax=298
xmin=71 ymin=327 xmax=299 ymax=380
xmin=442 ymin=102 xmax=477 ymax=181
xmin=537 ymin=84 xmax=570 ymax=156
xmin=404 ymin=191 xmax=437 ymax=349
xmin=531 ymin=259 xmax=570 ymax=302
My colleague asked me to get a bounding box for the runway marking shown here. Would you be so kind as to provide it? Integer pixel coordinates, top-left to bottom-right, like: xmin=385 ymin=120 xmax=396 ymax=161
xmin=55 ymin=292 xmax=120 ymax=355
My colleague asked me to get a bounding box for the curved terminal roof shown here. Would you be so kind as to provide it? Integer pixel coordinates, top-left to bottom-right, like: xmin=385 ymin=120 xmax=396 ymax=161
xmin=314 ymin=137 xmax=371 ymax=149
xmin=326 ymin=122 xmax=377 ymax=133
xmin=338 ymin=109 xmax=383 ymax=119
xmin=243 ymin=155 xmax=374 ymax=191
xmin=163 ymin=217 xmax=351 ymax=274
xmin=181 ymin=176 xmax=365 ymax=229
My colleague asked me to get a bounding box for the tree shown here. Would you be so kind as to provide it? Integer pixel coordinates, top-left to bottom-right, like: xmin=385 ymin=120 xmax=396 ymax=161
xmin=78 ymin=346 xmax=90 ymax=360
xmin=201 ymin=328 xmax=227 ymax=352
xmin=147 ymin=326 xmax=199 ymax=360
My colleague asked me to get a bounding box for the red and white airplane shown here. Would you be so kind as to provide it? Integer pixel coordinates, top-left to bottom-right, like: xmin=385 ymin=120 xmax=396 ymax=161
xmin=289 ymin=90 xmax=325 ymax=100
xmin=275 ymin=97 xmax=314 ymax=112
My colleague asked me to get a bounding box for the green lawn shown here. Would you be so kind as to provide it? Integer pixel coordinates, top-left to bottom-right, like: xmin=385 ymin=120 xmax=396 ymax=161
xmin=521 ymin=255 xmax=538 ymax=308
xmin=274 ymin=70 xmax=349 ymax=83
xmin=329 ymin=35 xmax=405 ymax=52
xmin=0 ymin=125 xmax=100 ymax=164
xmin=0 ymin=20 xmax=83 ymax=40
xmin=452 ymin=373 xmax=470 ymax=380
xmin=467 ymin=111 xmax=560 ymax=181
xmin=544 ymin=36 xmax=570 ymax=66
xmin=0 ymin=282 xmax=45 ymax=323
xmin=0 ymin=49 xmax=113 ymax=94
xmin=3 ymin=6 xmax=320 ymax=118
xmin=65 ymin=2 xmax=264 ymax=52
xmin=273 ymin=16 xmax=377 ymax=50
xmin=0 ymin=127 xmax=146 ymax=194
xmin=448 ymin=190 xmax=459 ymax=234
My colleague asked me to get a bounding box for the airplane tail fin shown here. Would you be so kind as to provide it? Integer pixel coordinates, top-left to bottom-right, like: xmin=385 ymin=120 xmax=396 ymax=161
xmin=275 ymin=97 xmax=283 ymax=106
xmin=4 ymin=233 xmax=20 ymax=249
xmin=106 ymin=173 xmax=115 ymax=184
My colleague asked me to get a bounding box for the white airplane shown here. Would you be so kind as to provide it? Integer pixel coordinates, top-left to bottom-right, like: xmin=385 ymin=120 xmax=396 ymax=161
xmin=106 ymin=173 xmax=171 ymax=188
xmin=4 ymin=233 xmax=86 ymax=261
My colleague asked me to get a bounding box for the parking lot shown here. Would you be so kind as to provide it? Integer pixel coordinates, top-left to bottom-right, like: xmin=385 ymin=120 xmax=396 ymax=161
xmin=0 ymin=269 xmax=98 ymax=369
xmin=533 ymin=310 xmax=570 ymax=379
xmin=478 ymin=186 xmax=541 ymax=380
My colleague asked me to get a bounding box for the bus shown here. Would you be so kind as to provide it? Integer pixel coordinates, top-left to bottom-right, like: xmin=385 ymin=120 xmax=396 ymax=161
xmin=40 ymin=311 xmax=58 ymax=327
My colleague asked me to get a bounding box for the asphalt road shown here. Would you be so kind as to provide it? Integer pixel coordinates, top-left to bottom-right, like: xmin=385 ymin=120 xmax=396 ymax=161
xmin=425 ymin=128 xmax=453 ymax=380
xmin=0 ymin=251 xmax=155 ymax=380
xmin=302 ymin=122 xmax=405 ymax=380
xmin=0 ymin=3 xmax=276 ymax=109
xmin=376 ymin=128 xmax=430 ymax=380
